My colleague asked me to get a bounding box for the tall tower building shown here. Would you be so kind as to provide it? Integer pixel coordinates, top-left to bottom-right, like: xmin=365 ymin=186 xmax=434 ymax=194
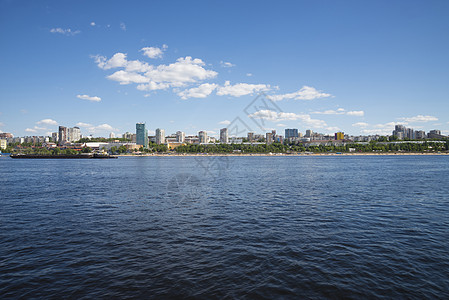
xmin=136 ymin=123 xmax=148 ymax=148
xmin=220 ymin=128 xmax=229 ymax=144
xmin=198 ymin=131 xmax=208 ymax=144
xmin=285 ymin=129 xmax=299 ymax=139
xmin=266 ymin=132 xmax=274 ymax=144
xmin=156 ymin=128 xmax=166 ymax=145
xmin=58 ymin=126 xmax=68 ymax=145
xmin=176 ymin=131 xmax=185 ymax=143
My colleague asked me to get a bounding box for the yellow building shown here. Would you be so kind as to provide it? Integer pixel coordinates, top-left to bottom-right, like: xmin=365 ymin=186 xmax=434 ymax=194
xmin=0 ymin=139 xmax=7 ymax=150
xmin=167 ymin=142 xmax=185 ymax=150
xmin=335 ymin=132 xmax=344 ymax=140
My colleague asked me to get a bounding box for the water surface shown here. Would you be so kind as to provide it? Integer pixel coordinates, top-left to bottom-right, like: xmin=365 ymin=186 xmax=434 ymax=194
xmin=1 ymin=156 xmax=448 ymax=298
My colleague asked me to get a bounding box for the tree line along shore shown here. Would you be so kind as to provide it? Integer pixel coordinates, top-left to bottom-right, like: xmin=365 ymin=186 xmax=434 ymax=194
xmin=3 ymin=139 xmax=449 ymax=156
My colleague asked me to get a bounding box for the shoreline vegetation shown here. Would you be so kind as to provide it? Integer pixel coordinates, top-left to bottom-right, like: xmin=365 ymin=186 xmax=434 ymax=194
xmin=3 ymin=140 xmax=449 ymax=157
xmin=116 ymin=152 xmax=449 ymax=157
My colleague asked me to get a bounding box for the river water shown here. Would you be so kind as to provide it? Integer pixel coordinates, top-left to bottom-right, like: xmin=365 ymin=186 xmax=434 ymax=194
xmin=1 ymin=156 xmax=448 ymax=298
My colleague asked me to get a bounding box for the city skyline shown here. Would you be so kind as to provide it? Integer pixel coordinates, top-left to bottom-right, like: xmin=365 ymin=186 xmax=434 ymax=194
xmin=1 ymin=1 xmax=449 ymax=137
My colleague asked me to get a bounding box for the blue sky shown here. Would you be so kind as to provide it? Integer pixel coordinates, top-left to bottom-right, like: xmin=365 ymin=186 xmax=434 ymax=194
xmin=1 ymin=0 xmax=449 ymax=138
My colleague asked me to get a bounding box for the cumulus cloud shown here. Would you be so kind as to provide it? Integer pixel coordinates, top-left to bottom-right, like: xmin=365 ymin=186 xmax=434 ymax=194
xmin=216 ymin=81 xmax=270 ymax=97
xmin=268 ymin=86 xmax=331 ymax=101
xmin=220 ymin=61 xmax=235 ymax=68
xmin=399 ymin=115 xmax=438 ymax=123
xmin=94 ymin=52 xmax=218 ymax=92
xmin=77 ymin=94 xmax=101 ymax=102
xmin=141 ymin=45 xmax=168 ymax=59
xmin=90 ymin=22 xmax=96 ymax=26
xmin=246 ymin=73 xmax=253 ymax=77
xmin=93 ymin=53 xmax=128 ymax=70
xmin=248 ymin=110 xmax=327 ymax=128
xmin=178 ymin=83 xmax=218 ymax=99
xmin=120 ymin=22 xmax=126 ymax=31
xmin=25 ymin=128 xmax=37 ymax=133
xmin=218 ymin=120 xmax=231 ymax=125
xmin=50 ymin=28 xmax=80 ymax=36
xmin=76 ymin=122 xmax=118 ymax=134
xmin=37 ymin=119 xmax=58 ymax=126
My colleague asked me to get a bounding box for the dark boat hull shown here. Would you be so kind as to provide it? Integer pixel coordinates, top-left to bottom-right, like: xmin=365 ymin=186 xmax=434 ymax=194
xmin=10 ymin=154 xmax=117 ymax=159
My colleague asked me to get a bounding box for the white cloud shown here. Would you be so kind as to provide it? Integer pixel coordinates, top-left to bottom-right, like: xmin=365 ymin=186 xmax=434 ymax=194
xmin=37 ymin=119 xmax=58 ymax=126
xmin=246 ymin=73 xmax=253 ymax=77
xmin=120 ymin=22 xmax=126 ymax=31
xmin=216 ymin=81 xmax=270 ymax=97
xmin=220 ymin=61 xmax=235 ymax=68
xmin=346 ymin=110 xmax=364 ymax=117
xmin=399 ymin=115 xmax=438 ymax=123
xmin=90 ymin=22 xmax=96 ymax=26
xmin=77 ymin=94 xmax=101 ymax=102
xmin=141 ymin=45 xmax=168 ymax=59
xmin=248 ymin=110 xmax=327 ymax=128
xmin=312 ymin=108 xmax=364 ymax=117
xmin=25 ymin=128 xmax=37 ymax=133
xmin=76 ymin=122 xmax=118 ymax=134
xmin=96 ymin=54 xmax=218 ymax=92
xmin=50 ymin=28 xmax=80 ymax=36
xmin=76 ymin=122 xmax=93 ymax=127
xmin=218 ymin=120 xmax=231 ymax=125
xmin=326 ymin=127 xmax=340 ymax=132
xmin=178 ymin=83 xmax=218 ymax=99
xmin=277 ymin=123 xmax=287 ymax=127
xmin=352 ymin=122 xmax=369 ymax=128
xmin=268 ymin=86 xmax=332 ymax=101
xmin=93 ymin=53 xmax=128 ymax=70
xmin=312 ymin=108 xmax=346 ymax=115
xmin=108 ymin=71 xmax=149 ymax=85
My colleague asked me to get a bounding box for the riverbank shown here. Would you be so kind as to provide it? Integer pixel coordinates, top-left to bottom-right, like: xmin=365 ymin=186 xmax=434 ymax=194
xmin=116 ymin=152 xmax=449 ymax=157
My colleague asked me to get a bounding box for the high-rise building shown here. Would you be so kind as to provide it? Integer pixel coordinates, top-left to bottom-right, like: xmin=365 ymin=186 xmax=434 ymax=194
xmin=393 ymin=125 xmax=407 ymax=139
xmin=305 ymin=130 xmax=312 ymax=137
xmin=247 ymin=132 xmax=254 ymax=142
xmin=156 ymin=128 xmax=165 ymax=145
xmin=266 ymin=132 xmax=274 ymax=144
xmin=198 ymin=131 xmax=208 ymax=144
xmin=285 ymin=129 xmax=299 ymax=139
xmin=123 ymin=132 xmax=133 ymax=141
xmin=52 ymin=132 xmax=59 ymax=143
xmin=335 ymin=132 xmax=344 ymax=140
xmin=67 ymin=127 xmax=81 ymax=142
xmin=428 ymin=130 xmax=444 ymax=139
xmin=415 ymin=130 xmax=426 ymax=139
xmin=0 ymin=139 xmax=7 ymax=150
xmin=220 ymin=128 xmax=229 ymax=144
xmin=0 ymin=133 xmax=13 ymax=139
xmin=58 ymin=126 xmax=67 ymax=145
xmin=176 ymin=131 xmax=185 ymax=143
xmin=136 ymin=123 xmax=148 ymax=148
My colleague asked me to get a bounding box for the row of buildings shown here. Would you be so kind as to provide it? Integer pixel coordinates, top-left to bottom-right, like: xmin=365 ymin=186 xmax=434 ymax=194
xmin=392 ymin=125 xmax=445 ymax=140
xmin=1 ymin=123 xmax=447 ymax=151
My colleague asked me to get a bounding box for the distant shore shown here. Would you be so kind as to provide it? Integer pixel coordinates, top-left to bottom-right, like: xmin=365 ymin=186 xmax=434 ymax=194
xmin=116 ymin=152 xmax=449 ymax=157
